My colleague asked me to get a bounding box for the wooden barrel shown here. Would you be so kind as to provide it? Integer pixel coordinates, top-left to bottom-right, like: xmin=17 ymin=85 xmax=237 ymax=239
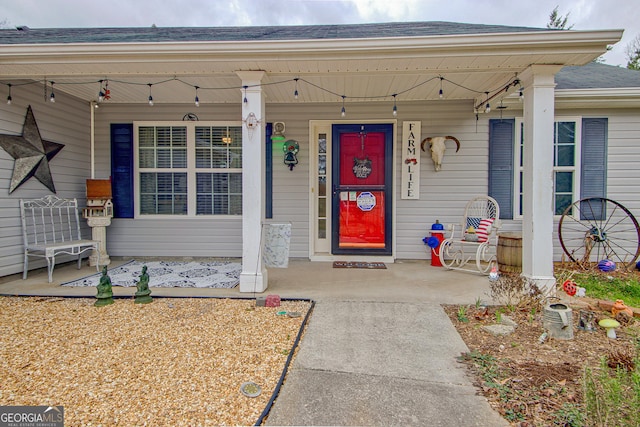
xmin=497 ymin=232 xmax=522 ymax=273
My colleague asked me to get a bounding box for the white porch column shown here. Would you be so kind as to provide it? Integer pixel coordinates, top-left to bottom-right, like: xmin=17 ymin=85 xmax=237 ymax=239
xmin=236 ymin=71 xmax=268 ymax=293
xmin=519 ymin=65 xmax=563 ymax=295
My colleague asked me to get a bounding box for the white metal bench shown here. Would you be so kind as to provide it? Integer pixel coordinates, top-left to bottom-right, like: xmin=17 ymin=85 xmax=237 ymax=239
xmin=438 ymin=196 xmax=501 ymax=275
xmin=20 ymin=195 xmax=100 ymax=283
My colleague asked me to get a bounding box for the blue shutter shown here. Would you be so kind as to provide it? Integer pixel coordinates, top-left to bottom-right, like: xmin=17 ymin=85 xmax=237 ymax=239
xmin=265 ymin=123 xmax=273 ymax=219
xmin=488 ymin=119 xmax=515 ymax=219
xmin=110 ymin=123 xmax=134 ymax=218
xmin=580 ymin=118 xmax=607 ymax=220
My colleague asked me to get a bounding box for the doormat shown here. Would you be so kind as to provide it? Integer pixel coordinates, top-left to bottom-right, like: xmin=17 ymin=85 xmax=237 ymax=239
xmin=62 ymin=260 xmax=241 ymax=288
xmin=332 ymin=261 xmax=387 ymax=269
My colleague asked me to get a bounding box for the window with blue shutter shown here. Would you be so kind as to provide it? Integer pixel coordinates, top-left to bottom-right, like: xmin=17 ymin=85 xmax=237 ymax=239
xmin=488 ymin=119 xmax=515 ymax=220
xmin=489 ymin=117 xmax=607 ymax=221
xmin=580 ymin=118 xmax=608 ymax=219
xmin=110 ymin=123 xmax=134 ymax=218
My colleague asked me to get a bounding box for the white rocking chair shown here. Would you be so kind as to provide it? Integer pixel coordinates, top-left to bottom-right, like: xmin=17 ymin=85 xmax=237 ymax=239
xmin=438 ymin=196 xmax=501 ymax=275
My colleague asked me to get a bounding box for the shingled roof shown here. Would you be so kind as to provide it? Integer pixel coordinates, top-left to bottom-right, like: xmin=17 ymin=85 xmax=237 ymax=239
xmin=0 ymin=21 xmax=551 ymax=44
xmin=556 ymin=62 xmax=640 ymax=89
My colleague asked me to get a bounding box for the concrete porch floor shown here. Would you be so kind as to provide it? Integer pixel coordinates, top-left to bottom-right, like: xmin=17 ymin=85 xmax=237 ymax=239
xmin=0 ymin=258 xmax=493 ymax=304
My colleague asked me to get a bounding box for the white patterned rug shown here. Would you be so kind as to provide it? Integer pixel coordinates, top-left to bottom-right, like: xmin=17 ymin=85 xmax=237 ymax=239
xmin=62 ymin=260 xmax=242 ymax=289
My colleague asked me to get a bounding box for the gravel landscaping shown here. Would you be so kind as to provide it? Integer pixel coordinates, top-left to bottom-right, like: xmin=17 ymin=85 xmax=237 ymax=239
xmin=0 ymin=296 xmax=312 ymax=426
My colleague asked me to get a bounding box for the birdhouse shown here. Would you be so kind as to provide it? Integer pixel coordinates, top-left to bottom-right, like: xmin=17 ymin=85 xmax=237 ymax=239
xmin=83 ymin=179 xmax=113 ymax=219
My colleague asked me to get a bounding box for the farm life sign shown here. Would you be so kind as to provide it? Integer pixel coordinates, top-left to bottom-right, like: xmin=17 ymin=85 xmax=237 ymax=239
xmin=401 ymin=121 xmax=421 ymax=199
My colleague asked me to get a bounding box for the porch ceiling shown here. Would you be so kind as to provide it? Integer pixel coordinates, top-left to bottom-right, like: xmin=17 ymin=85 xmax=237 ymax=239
xmin=0 ymin=29 xmax=622 ymax=106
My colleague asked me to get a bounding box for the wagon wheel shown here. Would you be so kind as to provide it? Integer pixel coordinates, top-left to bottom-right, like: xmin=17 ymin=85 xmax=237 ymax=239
xmin=558 ymin=197 xmax=640 ymax=269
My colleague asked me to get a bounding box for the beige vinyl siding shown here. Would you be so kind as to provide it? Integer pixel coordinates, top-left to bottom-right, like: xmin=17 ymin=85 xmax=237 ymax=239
xmin=93 ymin=104 xmax=245 ymax=258
xmin=3 ymin=96 xmax=637 ymax=274
xmin=491 ymin=106 xmax=640 ymax=263
xmin=0 ymin=83 xmax=92 ymax=277
xmin=269 ymin=99 xmax=489 ymax=260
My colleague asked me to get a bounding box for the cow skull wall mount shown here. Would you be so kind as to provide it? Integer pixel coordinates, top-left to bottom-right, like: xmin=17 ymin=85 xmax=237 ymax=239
xmin=420 ymin=136 xmax=460 ymax=171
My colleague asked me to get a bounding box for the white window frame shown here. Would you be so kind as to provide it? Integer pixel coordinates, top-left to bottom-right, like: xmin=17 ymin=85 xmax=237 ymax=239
xmin=134 ymin=121 xmax=243 ymax=218
xmin=514 ymin=116 xmax=582 ymax=219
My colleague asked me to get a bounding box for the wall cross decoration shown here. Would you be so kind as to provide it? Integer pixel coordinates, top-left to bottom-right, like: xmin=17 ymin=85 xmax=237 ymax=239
xmin=0 ymin=105 xmax=64 ymax=193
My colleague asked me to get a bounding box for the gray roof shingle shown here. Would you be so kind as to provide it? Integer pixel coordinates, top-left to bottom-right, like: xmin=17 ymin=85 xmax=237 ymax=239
xmin=0 ymin=21 xmax=551 ymax=44
xmin=556 ymin=62 xmax=640 ymax=89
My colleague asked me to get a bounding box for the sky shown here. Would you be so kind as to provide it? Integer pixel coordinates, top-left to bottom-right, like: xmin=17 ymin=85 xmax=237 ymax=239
xmin=2 ymin=0 xmax=639 ymax=67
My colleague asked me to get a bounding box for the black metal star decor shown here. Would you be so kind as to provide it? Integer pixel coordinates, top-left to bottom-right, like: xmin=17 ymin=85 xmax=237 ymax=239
xmin=0 ymin=105 xmax=64 ymax=194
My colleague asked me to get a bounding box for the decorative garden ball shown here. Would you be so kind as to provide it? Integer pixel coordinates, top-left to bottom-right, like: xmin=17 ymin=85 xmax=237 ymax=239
xmin=562 ymin=279 xmax=577 ymax=297
xmin=636 ymin=260 xmax=640 ymax=271
xmin=597 ymin=259 xmax=616 ymax=272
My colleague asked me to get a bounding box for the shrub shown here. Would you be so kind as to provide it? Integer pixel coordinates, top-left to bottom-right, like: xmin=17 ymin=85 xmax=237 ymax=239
xmin=487 ymin=273 xmax=545 ymax=311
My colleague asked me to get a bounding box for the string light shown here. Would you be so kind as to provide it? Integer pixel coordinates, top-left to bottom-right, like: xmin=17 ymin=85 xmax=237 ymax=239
xmin=6 ymin=83 xmax=11 ymax=105
xmin=147 ymin=83 xmax=154 ymax=106
xmin=194 ymin=86 xmax=200 ymax=107
xmin=392 ymin=94 xmax=398 ymax=117
xmin=294 ymin=78 xmax=299 ymax=99
xmin=1 ymin=74 xmax=522 ymax=114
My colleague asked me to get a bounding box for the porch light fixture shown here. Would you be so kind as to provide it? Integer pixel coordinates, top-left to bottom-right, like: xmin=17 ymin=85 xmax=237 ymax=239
xmin=293 ymin=78 xmax=299 ymax=100
xmin=392 ymin=94 xmax=398 ymax=117
xmin=49 ymin=81 xmax=55 ymax=103
xmin=484 ymin=92 xmax=490 ymax=113
xmin=439 ymin=76 xmax=444 ymax=99
xmin=147 ymin=83 xmax=154 ymax=106
xmin=194 ymin=86 xmax=200 ymax=107
xmin=341 ymin=96 xmax=346 ymax=117
xmin=271 ymin=122 xmax=286 ymax=141
xmin=6 ymin=84 xmax=11 ymax=105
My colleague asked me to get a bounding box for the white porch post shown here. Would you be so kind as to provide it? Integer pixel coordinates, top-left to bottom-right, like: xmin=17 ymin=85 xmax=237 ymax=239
xmin=519 ymin=65 xmax=563 ymax=295
xmin=236 ymin=71 xmax=268 ymax=293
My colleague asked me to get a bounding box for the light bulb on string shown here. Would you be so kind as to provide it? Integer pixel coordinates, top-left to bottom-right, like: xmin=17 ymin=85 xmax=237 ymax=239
xmin=243 ymin=86 xmax=248 ymax=104
xmin=439 ymin=76 xmax=444 ymax=99
xmin=519 ymin=86 xmax=524 ymax=101
xmin=392 ymin=94 xmax=398 ymax=117
xmin=340 ymin=96 xmax=346 ymax=117
xmin=484 ymin=92 xmax=490 ymax=113
xmin=6 ymin=84 xmax=12 ymax=105
xmin=147 ymin=83 xmax=154 ymax=106
xmin=194 ymin=86 xmax=200 ymax=107
xmin=294 ymin=78 xmax=299 ymax=100
xmin=49 ymin=81 xmax=55 ymax=103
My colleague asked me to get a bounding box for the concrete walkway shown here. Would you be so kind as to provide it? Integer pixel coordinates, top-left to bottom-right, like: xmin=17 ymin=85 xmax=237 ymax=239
xmin=265 ymin=300 xmax=508 ymax=426
xmin=0 ymin=258 xmax=508 ymax=426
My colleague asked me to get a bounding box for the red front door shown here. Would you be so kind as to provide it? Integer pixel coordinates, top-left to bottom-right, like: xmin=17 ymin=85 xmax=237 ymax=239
xmin=332 ymin=124 xmax=393 ymax=255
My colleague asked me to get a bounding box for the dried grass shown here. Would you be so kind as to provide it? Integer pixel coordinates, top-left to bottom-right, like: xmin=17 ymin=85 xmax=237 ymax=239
xmin=0 ymin=296 xmax=311 ymax=426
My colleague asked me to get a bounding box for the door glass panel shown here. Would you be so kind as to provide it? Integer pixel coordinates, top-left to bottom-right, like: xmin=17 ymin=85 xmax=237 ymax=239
xmin=338 ymin=191 xmax=385 ymax=248
xmin=339 ymin=132 xmax=385 ymax=186
xmin=318 ymin=219 xmax=326 ymax=239
xmin=318 ymin=176 xmax=326 ymax=197
xmin=317 ymin=133 xmax=328 ymax=241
